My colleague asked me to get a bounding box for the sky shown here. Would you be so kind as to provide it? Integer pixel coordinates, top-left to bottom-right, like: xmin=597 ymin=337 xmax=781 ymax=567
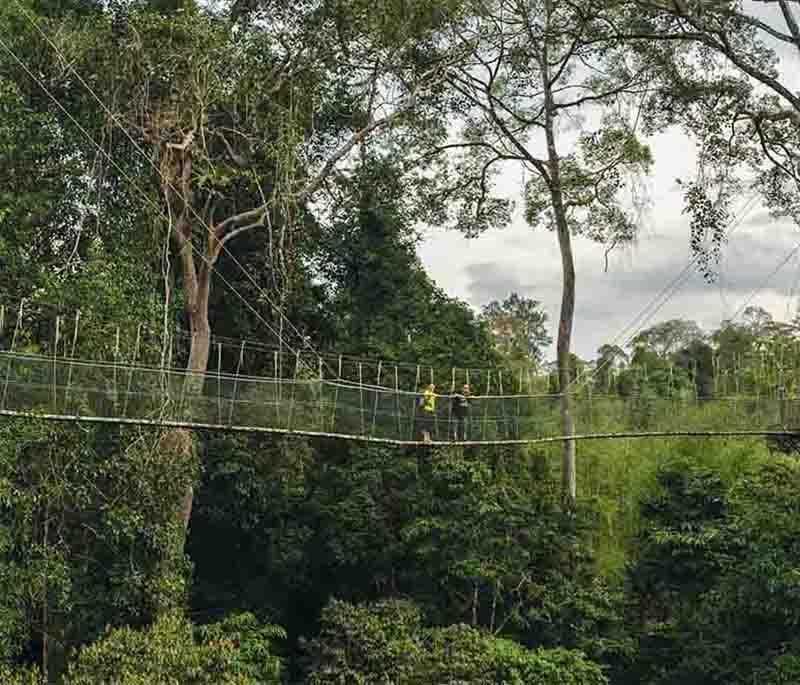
xmin=416 ymin=4 xmax=800 ymax=360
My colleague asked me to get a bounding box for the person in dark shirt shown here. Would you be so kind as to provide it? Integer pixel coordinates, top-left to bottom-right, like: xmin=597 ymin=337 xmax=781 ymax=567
xmin=451 ymin=384 xmax=471 ymax=441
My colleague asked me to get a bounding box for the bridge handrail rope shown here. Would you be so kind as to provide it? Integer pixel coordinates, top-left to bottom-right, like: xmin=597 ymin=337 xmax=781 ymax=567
xmin=5 ymin=285 xmax=800 ymax=400
xmin=1 ymin=332 xmax=796 ymax=443
xmin=0 ymin=340 xmax=570 ymax=399
xmin=0 ymin=324 xmax=561 ymax=398
xmin=0 ymin=296 xmax=555 ymax=392
xmin=5 ymin=356 xmax=558 ymax=401
xmin=4 ymin=373 xmax=787 ymax=417
xmin=5 ymin=347 xmax=549 ymax=406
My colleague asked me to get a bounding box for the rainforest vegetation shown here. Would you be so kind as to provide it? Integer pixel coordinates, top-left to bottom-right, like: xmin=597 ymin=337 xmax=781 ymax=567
xmin=4 ymin=0 xmax=800 ymax=682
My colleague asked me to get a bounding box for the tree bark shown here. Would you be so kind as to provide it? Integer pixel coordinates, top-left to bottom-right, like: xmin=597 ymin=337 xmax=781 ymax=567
xmin=541 ymin=0 xmax=577 ymax=505
xmin=177 ymin=256 xmax=215 ymax=531
xmin=162 ymin=140 xmax=213 ymax=535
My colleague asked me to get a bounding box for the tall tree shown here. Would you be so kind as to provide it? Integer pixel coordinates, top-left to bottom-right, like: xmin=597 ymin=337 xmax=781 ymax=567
xmin=432 ymin=0 xmax=653 ymax=502
xmin=10 ymin=0 xmax=470 ymax=534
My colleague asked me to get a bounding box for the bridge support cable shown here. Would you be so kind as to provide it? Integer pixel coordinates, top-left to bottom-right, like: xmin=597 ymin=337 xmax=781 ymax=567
xmin=51 ymin=316 xmax=60 ymax=412
xmin=370 ymin=361 xmax=382 ymax=437
xmin=287 ymin=350 xmax=300 ymax=432
xmin=394 ymin=366 xmax=402 ymax=437
xmin=358 ymin=363 xmax=365 ymax=436
xmin=216 ymin=342 xmax=224 ymax=426
xmin=64 ymin=310 xmax=81 ymax=410
xmin=227 ymin=342 xmax=245 ymax=426
xmin=1 ymin=407 xmax=798 ymax=447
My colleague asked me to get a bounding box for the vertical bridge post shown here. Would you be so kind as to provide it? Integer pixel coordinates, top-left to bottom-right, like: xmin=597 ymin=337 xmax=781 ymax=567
xmin=52 ymin=316 xmax=60 ymax=413
xmin=2 ymin=301 xmax=24 ymax=410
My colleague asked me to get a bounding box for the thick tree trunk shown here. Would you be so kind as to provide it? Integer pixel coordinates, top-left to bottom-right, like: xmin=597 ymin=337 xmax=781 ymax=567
xmin=177 ymin=269 xmax=213 ymax=530
xmin=171 ymin=236 xmax=214 ymax=532
xmin=162 ymin=133 xmax=216 ymax=533
xmin=541 ymin=0 xmax=577 ymax=504
xmin=185 ymin=257 xmax=212 ymax=393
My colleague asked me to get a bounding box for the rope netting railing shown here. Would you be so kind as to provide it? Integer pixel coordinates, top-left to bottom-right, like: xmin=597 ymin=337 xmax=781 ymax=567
xmin=1 ymin=301 xmax=800 ymax=444
xmin=0 ymin=301 xmax=556 ymax=396
xmin=1 ymin=350 xmax=797 ymax=444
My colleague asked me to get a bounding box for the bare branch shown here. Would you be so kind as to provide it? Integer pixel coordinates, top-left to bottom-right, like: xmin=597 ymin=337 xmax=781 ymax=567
xmin=296 ymin=103 xmax=412 ymax=204
xmin=554 ymin=75 xmax=644 ymax=109
xmin=220 ymin=219 xmax=265 ymax=247
xmin=778 ymin=0 xmax=800 ymax=54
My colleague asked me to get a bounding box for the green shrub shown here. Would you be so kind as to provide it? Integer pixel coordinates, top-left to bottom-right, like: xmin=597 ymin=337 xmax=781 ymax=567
xmin=66 ymin=611 xmax=284 ymax=684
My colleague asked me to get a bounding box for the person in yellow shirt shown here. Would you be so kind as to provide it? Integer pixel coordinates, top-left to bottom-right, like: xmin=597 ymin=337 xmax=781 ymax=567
xmin=417 ymin=383 xmax=437 ymax=444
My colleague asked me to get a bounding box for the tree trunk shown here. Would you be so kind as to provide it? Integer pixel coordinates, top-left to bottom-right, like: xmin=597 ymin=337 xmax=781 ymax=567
xmin=185 ymin=257 xmax=212 ymax=393
xmin=541 ymin=0 xmax=577 ymax=505
xmin=177 ymin=277 xmax=211 ymax=531
xmin=170 ymin=236 xmax=214 ymax=533
xmin=161 ymin=130 xmax=216 ymax=531
xmin=554 ymin=210 xmax=577 ymax=504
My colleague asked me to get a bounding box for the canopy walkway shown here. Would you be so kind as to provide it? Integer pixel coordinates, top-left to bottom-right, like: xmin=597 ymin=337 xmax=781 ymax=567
xmin=2 ymin=303 xmax=799 ymax=447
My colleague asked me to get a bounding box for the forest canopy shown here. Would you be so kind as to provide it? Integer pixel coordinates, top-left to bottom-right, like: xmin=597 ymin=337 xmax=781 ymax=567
xmin=3 ymin=0 xmax=800 ymax=682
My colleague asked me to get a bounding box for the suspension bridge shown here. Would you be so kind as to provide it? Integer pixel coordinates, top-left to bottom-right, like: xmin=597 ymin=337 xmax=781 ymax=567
xmin=1 ymin=6 xmax=796 ymax=448
xmin=1 ymin=302 xmax=799 ymax=447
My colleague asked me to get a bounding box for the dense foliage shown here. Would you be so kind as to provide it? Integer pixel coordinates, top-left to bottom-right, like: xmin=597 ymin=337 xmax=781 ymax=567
xmin=3 ymin=0 xmax=800 ymax=682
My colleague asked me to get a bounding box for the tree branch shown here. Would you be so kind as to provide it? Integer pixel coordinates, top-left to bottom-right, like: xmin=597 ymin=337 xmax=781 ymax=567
xmin=219 ymin=219 xmax=265 ymax=247
xmin=212 ymin=65 xmax=448 ymax=240
xmin=554 ymin=75 xmax=643 ymax=109
xmin=733 ymin=9 xmax=796 ymax=44
xmin=744 ymin=111 xmax=800 ymax=181
xmin=778 ymin=0 xmax=800 ymax=54
xmin=412 ymin=140 xmax=523 ymax=165
xmin=634 ymin=0 xmax=800 ymax=112
xmin=296 ymin=104 xmax=411 ymax=204
xmin=446 ymin=73 xmax=552 ymax=184
xmin=549 ymin=34 xmax=582 ymax=87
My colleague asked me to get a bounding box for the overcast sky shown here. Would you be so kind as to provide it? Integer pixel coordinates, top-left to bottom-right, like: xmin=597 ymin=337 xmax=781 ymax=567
xmin=417 ymin=5 xmax=800 ymax=360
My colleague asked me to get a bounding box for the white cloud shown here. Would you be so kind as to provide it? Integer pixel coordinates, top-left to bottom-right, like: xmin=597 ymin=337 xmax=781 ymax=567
xmin=415 ymin=3 xmax=800 ymax=361
xmin=417 ymin=123 xmax=800 ymax=359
